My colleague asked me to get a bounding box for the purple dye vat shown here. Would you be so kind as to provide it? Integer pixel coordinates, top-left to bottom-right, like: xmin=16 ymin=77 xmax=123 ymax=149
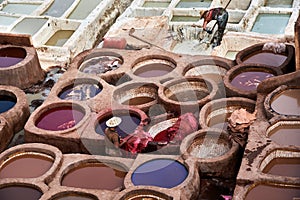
xmin=131 ymin=159 xmax=188 ymax=188
xmin=0 ymin=95 xmax=16 ymax=114
xmin=231 ymin=71 xmax=274 ymax=91
xmin=0 ymin=185 xmax=43 ymax=200
xmin=59 ymin=83 xmax=102 ymax=101
xmin=243 ymin=51 xmax=287 ymax=67
xmin=35 ymin=106 xmax=85 ymax=131
xmin=95 ymin=113 xmax=141 ymax=138
xmin=0 ymin=47 xmax=26 ymax=68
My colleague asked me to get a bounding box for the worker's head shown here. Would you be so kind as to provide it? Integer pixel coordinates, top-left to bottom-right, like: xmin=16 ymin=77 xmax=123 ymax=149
xmin=200 ymin=10 xmax=208 ymax=19
xmin=106 ymin=116 xmax=122 ymax=129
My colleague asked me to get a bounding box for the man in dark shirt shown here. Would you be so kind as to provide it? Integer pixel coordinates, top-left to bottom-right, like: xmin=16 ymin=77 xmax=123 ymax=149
xmin=200 ymin=7 xmax=228 ymax=47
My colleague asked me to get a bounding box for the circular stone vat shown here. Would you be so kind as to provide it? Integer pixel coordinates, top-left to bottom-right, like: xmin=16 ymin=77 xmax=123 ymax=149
xmin=266 ymin=120 xmax=300 ymax=146
xmin=184 ymin=57 xmax=232 ymax=85
xmin=180 ymin=128 xmax=239 ymax=178
xmin=159 ymin=77 xmax=218 ymax=114
xmin=58 ymin=79 xmax=103 ymax=101
xmin=265 ymin=85 xmax=300 ymax=117
xmin=0 ymin=46 xmax=45 ymax=89
xmin=0 ymin=91 xmax=16 ymax=114
xmin=95 ymin=108 xmax=147 ymax=138
xmin=113 ymin=82 xmax=158 ymax=112
xmin=199 ymin=97 xmax=256 ymax=131
xmin=131 ymin=158 xmax=188 ymax=188
xmin=78 ymin=51 xmax=123 ymax=74
xmin=132 ymin=56 xmax=176 ymax=78
xmin=244 ymin=184 xmax=300 ymax=200
xmin=236 ymin=43 xmax=295 ymax=73
xmin=43 ymin=191 xmax=99 ymax=200
xmin=259 ymin=149 xmax=300 ymax=178
xmin=224 ymin=64 xmax=282 ymax=99
xmin=61 ymin=161 xmax=127 ymax=190
xmin=35 ymin=103 xmax=85 ymax=131
xmin=116 ymin=188 xmax=173 ymax=200
xmin=0 ymin=184 xmax=43 ymax=200
xmin=0 ymin=143 xmax=62 ymax=180
xmin=147 ymin=118 xmax=178 ymax=140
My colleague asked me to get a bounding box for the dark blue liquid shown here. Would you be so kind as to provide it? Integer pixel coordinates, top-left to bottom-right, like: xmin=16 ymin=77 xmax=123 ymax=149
xmin=0 ymin=185 xmax=43 ymax=200
xmin=95 ymin=114 xmax=141 ymax=138
xmin=131 ymin=159 xmax=188 ymax=188
xmin=0 ymin=95 xmax=16 ymax=113
xmin=59 ymin=83 xmax=102 ymax=100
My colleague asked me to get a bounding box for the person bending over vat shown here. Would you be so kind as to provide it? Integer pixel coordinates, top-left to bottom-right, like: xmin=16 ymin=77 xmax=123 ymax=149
xmin=200 ymin=7 xmax=228 ymax=47
xmin=105 ymin=116 xmax=122 ymax=156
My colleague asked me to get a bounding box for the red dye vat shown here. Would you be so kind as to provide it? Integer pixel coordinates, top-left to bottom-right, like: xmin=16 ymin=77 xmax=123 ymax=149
xmin=35 ymin=106 xmax=84 ymax=131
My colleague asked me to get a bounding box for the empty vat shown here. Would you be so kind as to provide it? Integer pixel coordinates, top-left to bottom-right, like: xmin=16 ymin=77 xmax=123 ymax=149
xmin=67 ymin=0 xmax=103 ymax=20
xmin=266 ymin=121 xmax=300 ymax=146
xmin=251 ymin=13 xmax=291 ymax=34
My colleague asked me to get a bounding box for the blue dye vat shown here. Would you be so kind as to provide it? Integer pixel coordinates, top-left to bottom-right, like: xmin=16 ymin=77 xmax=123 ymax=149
xmin=95 ymin=114 xmax=141 ymax=138
xmin=0 ymin=95 xmax=16 ymax=114
xmin=131 ymin=159 xmax=188 ymax=188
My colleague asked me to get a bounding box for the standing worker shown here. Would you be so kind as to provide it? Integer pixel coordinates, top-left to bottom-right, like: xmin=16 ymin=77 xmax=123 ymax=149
xmin=200 ymin=7 xmax=229 ymax=47
xmin=105 ymin=116 xmax=122 ymax=156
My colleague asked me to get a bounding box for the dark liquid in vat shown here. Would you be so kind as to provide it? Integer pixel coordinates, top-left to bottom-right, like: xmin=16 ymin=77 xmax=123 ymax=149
xmin=0 ymin=95 xmax=16 ymax=113
xmin=122 ymin=96 xmax=155 ymax=106
xmin=231 ymin=71 xmax=274 ymax=91
xmin=130 ymin=196 xmax=163 ymax=200
xmin=36 ymin=106 xmax=85 ymax=131
xmin=245 ymin=185 xmax=300 ymax=200
xmin=0 ymin=185 xmax=43 ymax=200
xmin=0 ymin=57 xmax=24 ymax=68
xmin=262 ymin=157 xmax=300 ymax=177
xmin=271 ymin=89 xmax=300 ymax=116
xmin=131 ymin=159 xmax=188 ymax=188
xmin=53 ymin=194 xmax=96 ymax=200
xmin=243 ymin=51 xmax=287 ymax=67
xmin=0 ymin=153 xmax=54 ymax=178
xmin=95 ymin=114 xmax=141 ymax=138
xmin=268 ymin=125 xmax=300 ymax=146
xmin=168 ymin=90 xmax=209 ymax=102
xmin=59 ymin=83 xmax=102 ymax=101
xmin=134 ymin=63 xmax=173 ymax=78
xmin=61 ymin=163 xmax=126 ymax=190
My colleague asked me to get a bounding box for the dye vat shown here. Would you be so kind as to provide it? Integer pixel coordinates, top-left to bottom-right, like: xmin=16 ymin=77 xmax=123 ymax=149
xmin=95 ymin=112 xmax=142 ymax=138
xmin=241 ymin=51 xmax=287 ymax=67
xmin=113 ymin=82 xmax=158 ymax=111
xmin=35 ymin=106 xmax=85 ymax=131
xmin=142 ymin=1 xmax=170 ymax=8
xmin=0 ymin=94 xmax=16 ymax=114
xmin=61 ymin=162 xmax=126 ymax=190
xmin=11 ymin=18 xmax=48 ymax=36
xmin=266 ymin=121 xmax=300 ymax=146
xmin=224 ymin=64 xmax=281 ymax=99
xmin=131 ymin=158 xmax=188 ymax=188
xmin=58 ymin=82 xmax=102 ymax=101
xmin=175 ymin=0 xmax=211 ymax=8
xmin=245 ymin=184 xmax=300 ymax=200
xmin=269 ymin=88 xmax=300 ymax=116
xmin=0 ymin=185 xmax=43 ymax=200
xmin=251 ymin=13 xmax=291 ymax=34
xmin=43 ymin=0 xmax=76 ymax=17
xmin=0 ymin=47 xmax=26 ymax=68
xmin=2 ymin=3 xmax=41 ymax=15
xmin=0 ymin=15 xmax=18 ymax=27
xmin=265 ymin=0 xmax=293 ymax=8
xmin=170 ymin=15 xmax=199 ymax=22
xmin=116 ymin=188 xmax=173 ymax=200
xmin=79 ymin=55 xmax=123 ymax=74
xmin=45 ymin=30 xmax=75 ymax=47
xmin=262 ymin=157 xmax=300 ymax=177
xmin=132 ymin=57 xmax=176 ymax=78
xmin=51 ymin=193 xmax=97 ymax=200
xmin=0 ymin=152 xmax=54 ymax=179
xmin=67 ymin=0 xmax=103 ymax=20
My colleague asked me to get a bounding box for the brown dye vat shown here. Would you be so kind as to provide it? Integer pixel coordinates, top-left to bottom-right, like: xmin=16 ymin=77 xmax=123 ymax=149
xmin=245 ymin=184 xmax=300 ymax=200
xmin=0 ymin=152 xmax=54 ymax=179
xmin=61 ymin=162 xmax=126 ymax=190
xmin=264 ymin=85 xmax=300 ymax=118
xmin=0 ymin=45 xmax=45 ymax=89
xmin=116 ymin=188 xmax=173 ymax=200
xmin=52 ymin=194 xmax=97 ymax=200
xmin=266 ymin=121 xmax=300 ymax=146
xmin=236 ymin=42 xmax=295 ymax=73
xmin=0 ymin=185 xmax=43 ymax=199
xmin=132 ymin=57 xmax=176 ymax=78
xmin=262 ymin=157 xmax=300 ymax=177
xmin=224 ymin=64 xmax=282 ymax=99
